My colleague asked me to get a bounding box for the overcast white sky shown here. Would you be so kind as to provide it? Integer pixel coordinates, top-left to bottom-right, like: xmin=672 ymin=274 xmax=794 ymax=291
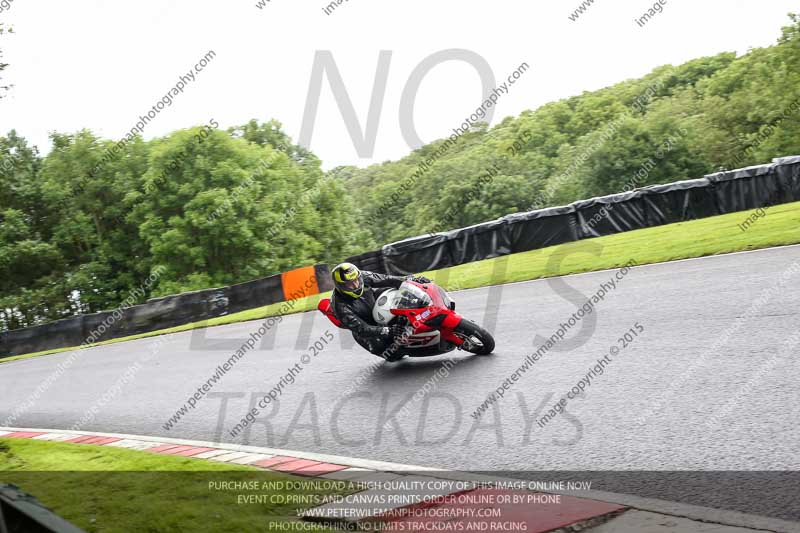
xmin=0 ymin=0 xmax=796 ymax=169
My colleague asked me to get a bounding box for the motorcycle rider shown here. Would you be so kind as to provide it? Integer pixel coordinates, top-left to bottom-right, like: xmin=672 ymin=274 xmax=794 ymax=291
xmin=330 ymin=262 xmax=431 ymax=361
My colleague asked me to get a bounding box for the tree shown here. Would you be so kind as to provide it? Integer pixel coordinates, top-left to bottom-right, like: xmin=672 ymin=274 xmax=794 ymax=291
xmin=341 ymin=14 xmax=800 ymax=242
xmin=126 ymin=122 xmax=369 ymax=296
xmin=0 ymin=24 xmax=12 ymax=99
xmin=228 ymin=119 xmax=320 ymax=169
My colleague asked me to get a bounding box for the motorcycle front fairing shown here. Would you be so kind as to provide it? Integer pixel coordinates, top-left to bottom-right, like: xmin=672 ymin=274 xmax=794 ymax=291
xmin=390 ymin=281 xmax=466 ymax=347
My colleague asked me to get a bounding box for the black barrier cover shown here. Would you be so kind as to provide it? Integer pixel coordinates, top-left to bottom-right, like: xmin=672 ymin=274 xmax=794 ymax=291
xmin=314 ymin=264 xmax=335 ymax=292
xmin=382 ymin=233 xmax=456 ymax=274
xmin=226 ymin=275 xmax=283 ymax=314
xmin=503 ymin=205 xmax=578 ymax=254
xmin=139 ymin=289 xmax=228 ymax=332
xmin=787 ymin=161 xmax=800 ymax=198
xmin=345 ymin=249 xmax=387 ymax=273
xmin=0 ymin=316 xmax=86 ymax=360
xmin=367 ymin=155 xmax=800 ymax=276
xmin=573 ymin=191 xmax=650 ymax=239
xmin=80 ymin=312 xmax=117 ymax=342
xmin=447 ymin=218 xmax=513 ymax=268
xmin=707 ymin=164 xmax=788 ymax=213
xmin=639 ymin=177 xmax=718 ymax=226
xmin=42 ymin=316 xmax=87 ymax=350
xmin=0 ymin=265 xmax=332 ymax=359
xmin=773 ymin=156 xmax=800 ymax=202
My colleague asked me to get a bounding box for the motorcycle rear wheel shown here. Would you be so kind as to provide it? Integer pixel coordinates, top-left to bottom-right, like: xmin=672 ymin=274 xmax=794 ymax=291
xmin=454 ymin=319 xmax=495 ymax=355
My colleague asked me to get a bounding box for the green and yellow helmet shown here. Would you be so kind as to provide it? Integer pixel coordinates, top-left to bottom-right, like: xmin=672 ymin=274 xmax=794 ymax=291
xmin=332 ymin=263 xmax=364 ymax=298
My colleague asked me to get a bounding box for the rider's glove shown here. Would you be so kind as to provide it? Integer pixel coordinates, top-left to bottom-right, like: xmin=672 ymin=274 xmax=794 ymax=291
xmin=380 ymin=324 xmax=406 ymax=338
xmin=410 ymin=275 xmax=432 ymax=284
xmin=389 ymin=323 xmax=408 ymax=337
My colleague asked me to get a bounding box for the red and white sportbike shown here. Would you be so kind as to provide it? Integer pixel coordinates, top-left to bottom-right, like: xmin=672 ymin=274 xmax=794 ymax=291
xmin=318 ymin=280 xmax=495 ymax=357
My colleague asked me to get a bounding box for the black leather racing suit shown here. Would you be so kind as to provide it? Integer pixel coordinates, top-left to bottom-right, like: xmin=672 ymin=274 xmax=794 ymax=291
xmin=330 ymin=271 xmax=406 ymax=357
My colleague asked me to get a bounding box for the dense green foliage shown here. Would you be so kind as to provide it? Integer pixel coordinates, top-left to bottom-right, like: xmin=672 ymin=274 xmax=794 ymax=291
xmin=1 ymin=16 xmax=799 ymax=331
xmin=0 ymin=120 xmax=371 ymax=330
xmin=0 ymin=24 xmax=9 ymax=99
xmin=345 ymin=14 xmax=800 ymax=243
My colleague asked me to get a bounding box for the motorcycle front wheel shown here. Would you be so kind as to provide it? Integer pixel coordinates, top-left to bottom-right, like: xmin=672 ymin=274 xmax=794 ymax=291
xmin=454 ymin=319 xmax=495 ymax=355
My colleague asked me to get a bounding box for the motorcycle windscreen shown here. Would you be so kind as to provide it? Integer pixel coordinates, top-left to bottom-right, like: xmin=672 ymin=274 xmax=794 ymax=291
xmin=395 ymin=282 xmax=432 ymax=309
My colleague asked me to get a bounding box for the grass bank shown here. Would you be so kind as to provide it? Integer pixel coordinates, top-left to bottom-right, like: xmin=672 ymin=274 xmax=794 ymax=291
xmin=0 ymin=437 xmax=350 ymax=533
xmin=424 ymin=200 xmax=800 ymax=291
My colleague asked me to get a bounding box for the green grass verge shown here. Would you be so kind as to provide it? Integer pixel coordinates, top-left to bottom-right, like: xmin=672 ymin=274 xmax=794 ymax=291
xmin=4 ymin=201 xmax=800 ymax=364
xmin=423 ymin=200 xmax=800 ymax=291
xmin=0 ymin=438 xmax=351 ymax=533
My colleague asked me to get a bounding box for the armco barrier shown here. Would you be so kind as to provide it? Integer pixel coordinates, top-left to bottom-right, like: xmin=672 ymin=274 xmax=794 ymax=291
xmin=345 ymin=155 xmax=800 ymax=275
xmin=0 ymin=483 xmax=85 ymax=532
xmin=0 ymin=265 xmax=333 ymax=359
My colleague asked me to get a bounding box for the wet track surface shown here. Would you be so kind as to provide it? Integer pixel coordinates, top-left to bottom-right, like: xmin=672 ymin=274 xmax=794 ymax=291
xmin=2 ymin=245 xmax=799 ymax=520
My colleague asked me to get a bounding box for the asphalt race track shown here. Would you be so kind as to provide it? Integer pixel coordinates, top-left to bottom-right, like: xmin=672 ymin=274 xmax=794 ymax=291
xmin=2 ymin=245 xmax=799 ymax=520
